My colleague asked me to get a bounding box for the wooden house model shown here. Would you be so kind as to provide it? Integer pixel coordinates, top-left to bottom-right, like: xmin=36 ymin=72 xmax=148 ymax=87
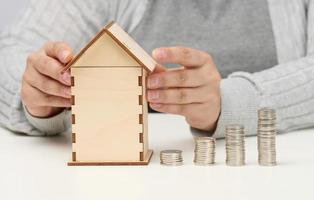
xmin=64 ymin=21 xmax=156 ymax=166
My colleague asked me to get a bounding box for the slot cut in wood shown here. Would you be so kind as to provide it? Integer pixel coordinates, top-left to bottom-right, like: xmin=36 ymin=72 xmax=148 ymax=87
xmin=139 ymin=114 xmax=143 ymax=124
xmin=71 ymin=76 xmax=75 ymax=86
xmin=139 ymin=95 xmax=143 ymax=105
xmin=139 ymin=152 xmax=144 ymax=161
xmin=72 ymin=133 xmax=76 ymax=143
xmin=71 ymin=95 xmax=75 ymax=105
xmin=139 ymin=132 xmax=143 ymax=143
xmin=72 ymin=114 xmax=76 ymax=124
xmin=72 ymin=152 xmax=76 ymax=161
xmin=138 ymin=76 xmax=142 ymax=86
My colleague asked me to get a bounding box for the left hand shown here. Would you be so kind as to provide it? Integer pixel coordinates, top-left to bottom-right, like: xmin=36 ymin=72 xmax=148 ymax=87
xmin=147 ymin=46 xmax=222 ymax=133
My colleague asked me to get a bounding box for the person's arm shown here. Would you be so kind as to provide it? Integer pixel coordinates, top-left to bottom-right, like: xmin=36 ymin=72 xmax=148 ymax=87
xmin=213 ymin=56 xmax=314 ymax=138
xmin=151 ymin=46 xmax=314 ymax=139
xmin=148 ymin=1 xmax=314 ymax=138
xmin=0 ymin=0 xmax=146 ymax=135
xmin=0 ymin=0 xmax=104 ymax=135
xmin=193 ymin=0 xmax=314 ymax=138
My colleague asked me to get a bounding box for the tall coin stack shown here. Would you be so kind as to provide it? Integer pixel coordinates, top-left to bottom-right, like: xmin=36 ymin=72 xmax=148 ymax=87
xmin=160 ymin=150 xmax=183 ymax=166
xmin=193 ymin=137 xmax=216 ymax=166
xmin=258 ymin=108 xmax=277 ymax=166
xmin=225 ymin=124 xmax=245 ymax=166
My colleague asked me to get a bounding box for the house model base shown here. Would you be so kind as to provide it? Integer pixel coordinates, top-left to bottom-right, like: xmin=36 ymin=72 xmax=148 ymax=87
xmin=68 ymin=150 xmax=153 ymax=166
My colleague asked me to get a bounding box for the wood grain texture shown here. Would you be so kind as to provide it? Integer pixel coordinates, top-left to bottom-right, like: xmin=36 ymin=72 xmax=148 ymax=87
xmin=72 ymin=32 xmax=140 ymax=67
xmin=62 ymin=21 xmax=156 ymax=74
xmin=72 ymin=67 xmax=145 ymax=162
xmin=66 ymin=22 xmax=153 ymax=165
xmin=107 ymin=23 xmax=156 ymax=72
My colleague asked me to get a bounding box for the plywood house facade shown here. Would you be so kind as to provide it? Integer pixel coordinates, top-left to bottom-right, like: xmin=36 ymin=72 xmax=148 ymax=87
xmin=65 ymin=21 xmax=156 ymax=165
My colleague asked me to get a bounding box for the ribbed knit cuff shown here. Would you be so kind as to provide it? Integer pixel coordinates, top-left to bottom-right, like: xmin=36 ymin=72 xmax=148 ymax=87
xmin=213 ymin=73 xmax=261 ymax=138
xmin=190 ymin=73 xmax=261 ymax=138
xmin=23 ymin=106 xmax=71 ymax=135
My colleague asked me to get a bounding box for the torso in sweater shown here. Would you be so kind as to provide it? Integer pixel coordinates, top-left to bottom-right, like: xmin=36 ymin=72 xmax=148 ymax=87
xmin=131 ymin=0 xmax=277 ymax=78
xmin=0 ymin=0 xmax=312 ymax=136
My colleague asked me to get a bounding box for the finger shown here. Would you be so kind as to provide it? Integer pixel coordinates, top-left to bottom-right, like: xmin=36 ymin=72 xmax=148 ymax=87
xmin=151 ymin=63 xmax=167 ymax=74
xmin=32 ymin=54 xmax=71 ymax=85
xmin=21 ymin=81 xmax=71 ymax=108
xmin=147 ymin=86 xmax=211 ymax=104
xmin=185 ymin=103 xmax=216 ymax=131
xmin=149 ymin=102 xmax=200 ymax=116
xmin=147 ymin=68 xmax=207 ymax=89
xmin=24 ymin=65 xmax=71 ymax=98
xmin=43 ymin=41 xmax=73 ymax=64
xmin=152 ymin=46 xmax=210 ymax=67
xmin=150 ymin=102 xmax=212 ymax=129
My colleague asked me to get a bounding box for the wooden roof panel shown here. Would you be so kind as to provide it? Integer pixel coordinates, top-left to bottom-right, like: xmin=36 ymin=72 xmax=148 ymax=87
xmin=106 ymin=23 xmax=157 ymax=72
xmin=62 ymin=21 xmax=156 ymax=73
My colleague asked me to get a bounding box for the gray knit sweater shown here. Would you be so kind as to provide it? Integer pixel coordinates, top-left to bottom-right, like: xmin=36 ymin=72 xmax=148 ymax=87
xmin=0 ymin=0 xmax=313 ymax=138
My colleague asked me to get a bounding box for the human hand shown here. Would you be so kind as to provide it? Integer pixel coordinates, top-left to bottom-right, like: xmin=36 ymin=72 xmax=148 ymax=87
xmin=148 ymin=47 xmax=221 ymax=133
xmin=21 ymin=42 xmax=73 ymax=118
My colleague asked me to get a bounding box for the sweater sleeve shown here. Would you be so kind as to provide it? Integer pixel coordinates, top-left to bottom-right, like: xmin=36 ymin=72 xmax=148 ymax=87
xmin=0 ymin=0 xmax=147 ymax=135
xmin=0 ymin=0 xmax=110 ymax=135
xmin=203 ymin=1 xmax=314 ymax=138
xmin=214 ymin=56 xmax=314 ymax=138
xmin=0 ymin=0 xmax=140 ymax=135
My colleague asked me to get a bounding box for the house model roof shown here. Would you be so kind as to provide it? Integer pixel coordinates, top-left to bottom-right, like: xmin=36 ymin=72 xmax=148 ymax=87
xmin=63 ymin=21 xmax=157 ymax=73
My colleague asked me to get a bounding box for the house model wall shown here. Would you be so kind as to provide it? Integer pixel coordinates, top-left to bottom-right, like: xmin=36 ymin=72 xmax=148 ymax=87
xmin=65 ymin=21 xmax=156 ymax=166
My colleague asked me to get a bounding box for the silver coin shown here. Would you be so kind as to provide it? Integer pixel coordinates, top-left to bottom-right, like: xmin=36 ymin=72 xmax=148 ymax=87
xmin=160 ymin=149 xmax=184 ymax=166
xmin=193 ymin=136 xmax=216 ymax=166
xmin=225 ymin=124 xmax=246 ymax=166
xmin=257 ymin=108 xmax=277 ymax=166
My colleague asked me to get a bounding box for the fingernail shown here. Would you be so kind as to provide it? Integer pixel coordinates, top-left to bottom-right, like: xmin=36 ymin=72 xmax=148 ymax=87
xmin=59 ymin=50 xmax=70 ymax=62
xmin=148 ymin=76 xmax=159 ymax=88
xmin=65 ymin=100 xmax=72 ymax=107
xmin=153 ymin=49 xmax=166 ymax=60
xmin=150 ymin=103 xmax=162 ymax=108
xmin=64 ymin=87 xmax=71 ymax=97
xmin=61 ymin=72 xmax=71 ymax=85
xmin=147 ymin=90 xmax=159 ymax=101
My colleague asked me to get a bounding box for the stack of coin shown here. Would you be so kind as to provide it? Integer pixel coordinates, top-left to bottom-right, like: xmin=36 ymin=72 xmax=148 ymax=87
xmin=225 ymin=124 xmax=245 ymax=166
xmin=258 ymin=108 xmax=277 ymax=166
xmin=193 ymin=137 xmax=216 ymax=166
xmin=160 ymin=150 xmax=183 ymax=166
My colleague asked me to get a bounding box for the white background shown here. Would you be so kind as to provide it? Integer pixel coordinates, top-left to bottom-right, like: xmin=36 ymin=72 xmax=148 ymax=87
xmin=1 ymin=114 xmax=314 ymax=200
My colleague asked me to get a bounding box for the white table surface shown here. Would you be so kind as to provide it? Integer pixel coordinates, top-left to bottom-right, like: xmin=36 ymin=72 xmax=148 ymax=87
xmin=0 ymin=113 xmax=313 ymax=200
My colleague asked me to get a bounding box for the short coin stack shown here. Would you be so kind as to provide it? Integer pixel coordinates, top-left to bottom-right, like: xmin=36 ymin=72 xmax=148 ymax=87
xmin=193 ymin=137 xmax=216 ymax=166
xmin=160 ymin=150 xmax=183 ymax=166
xmin=225 ymin=124 xmax=245 ymax=166
xmin=258 ymin=108 xmax=277 ymax=166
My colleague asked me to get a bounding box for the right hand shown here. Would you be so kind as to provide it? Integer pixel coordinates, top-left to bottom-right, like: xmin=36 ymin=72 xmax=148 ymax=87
xmin=21 ymin=41 xmax=74 ymax=118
